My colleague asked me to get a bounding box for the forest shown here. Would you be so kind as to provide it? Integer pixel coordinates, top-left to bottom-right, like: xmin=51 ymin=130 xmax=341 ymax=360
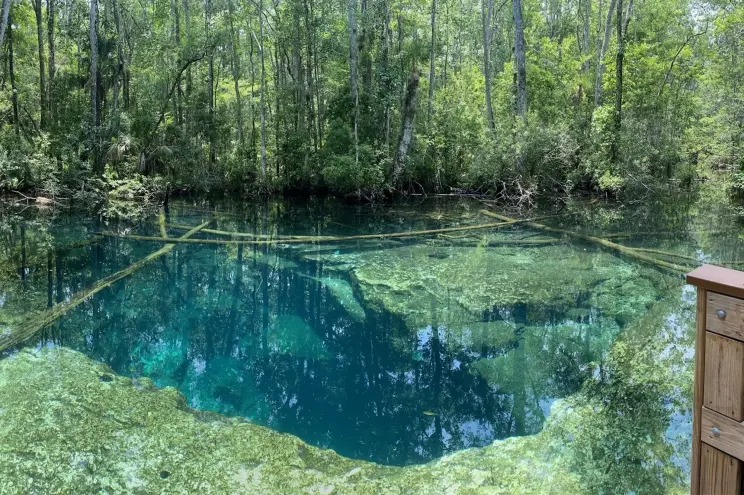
xmin=0 ymin=0 xmax=742 ymax=202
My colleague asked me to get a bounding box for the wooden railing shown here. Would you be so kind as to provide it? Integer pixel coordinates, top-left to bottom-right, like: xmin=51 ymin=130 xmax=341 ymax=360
xmin=687 ymin=264 xmax=744 ymax=494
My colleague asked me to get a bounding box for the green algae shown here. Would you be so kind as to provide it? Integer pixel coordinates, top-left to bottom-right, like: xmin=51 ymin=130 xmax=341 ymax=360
xmin=0 ymin=282 xmax=693 ymax=495
xmin=331 ymin=241 xmax=675 ymax=332
xmin=0 ymin=347 xmax=584 ymax=494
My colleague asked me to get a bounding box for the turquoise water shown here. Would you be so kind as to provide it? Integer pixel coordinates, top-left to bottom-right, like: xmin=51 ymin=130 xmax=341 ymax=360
xmin=1 ymin=191 xmax=743 ymax=473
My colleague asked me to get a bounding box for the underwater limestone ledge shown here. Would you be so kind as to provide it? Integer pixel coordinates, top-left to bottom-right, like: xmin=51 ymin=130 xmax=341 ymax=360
xmin=0 ymin=347 xmax=584 ymax=495
xmin=344 ymin=243 xmax=670 ymax=331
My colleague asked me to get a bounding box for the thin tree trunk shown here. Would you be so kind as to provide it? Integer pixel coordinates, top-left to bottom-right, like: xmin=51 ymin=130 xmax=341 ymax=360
xmin=427 ymin=0 xmax=436 ymax=120
xmin=206 ymin=0 xmax=215 ymax=166
xmin=172 ymin=0 xmax=183 ymax=127
xmin=33 ymin=0 xmax=47 ymax=130
xmin=482 ymin=0 xmax=495 ymax=129
xmin=304 ymin=0 xmax=318 ymax=155
xmin=248 ymin=26 xmax=257 ymax=158
xmin=383 ymin=0 xmax=392 ymax=149
xmin=612 ymin=0 xmax=624 ymax=164
xmin=348 ymin=0 xmax=359 ymax=165
xmin=0 ymin=0 xmax=11 ymax=50
xmin=581 ymin=0 xmax=590 ymax=73
xmin=593 ymin=0 xmax=616 ymax=107
xmin=392 ymin=68 xmax=420 ymax=186
xmin=8 ymin=12 xmax=19 ymax=137
xmin=46 ymin=0 xmax=56 ymax=126
xmin=111 ymin=0 xmax=123 ymax=133
xmin=513 ymin=0 xmax=528 ymax=175
xmin=258 ymin=0 xmax=268 ymax=179
xmin=183 ymin=0 xmax=192 ymax=129
xmin=360 ymin=0 xmax=372 ymax=91
xmin=227 ymin=0 xmax=244 ymax=148
xmin=90 ymin=0 xmax=100 ymax=172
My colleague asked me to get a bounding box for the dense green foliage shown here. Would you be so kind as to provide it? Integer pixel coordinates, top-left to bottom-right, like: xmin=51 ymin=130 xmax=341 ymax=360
xmin=0 ymin=0 xmax=742 ymax=199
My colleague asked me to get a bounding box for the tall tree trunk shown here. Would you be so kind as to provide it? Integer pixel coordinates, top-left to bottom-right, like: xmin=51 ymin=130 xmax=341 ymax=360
xmin=227 ymin=0 xmax=244 ymax=148
xmin=513 ymin=0 xmax=528 ymax=175
xmin=348 ymin=0 xmax=359 ymax=165
xmin=382 ymin=0 xmax=392 ymax=149
xmin=482 ymin=0 xmax=495 ymax=129
xmin=8 ymin=11 xmax=19 ymax=137
xmin=206 ymin=0 xmax=215 ymax=166
xmin=304 ymin=0 xmax=318 ymax=155
xmin=172 ymin=0 xmax=183 ymax=127
xmin=33 ymin=0 xmax=47 ymax=130
xmin=248 ymin=25 xmax=257 ymax=158
xmin=612 ymin=0 xmax=624 ymax=164
xmin=292 ymin=0 xmax=305 ymax=151
xmin=392 ymin=68 xmax=420 ymax=186
xmin=314 ymin=0 xmax=324 ymax=145
xmin=89 ymin=0 xmax=101 ymax=173
xmin=183 ymin=0 xmax=191 ymax=130
xmin=46 ymin=0 xmax=56 ymax=127
xmin=111 ymin=0 xmax=123 ymax=133
xmin=0 ymin=0 xmax=11 ymax=50
xmin=427 ymin=0 xmax=436 ymax=120
xmin=258 ymin=0 xmax=268 ymax=179
xmin=593 ymin=0 xmax=616 ymax=107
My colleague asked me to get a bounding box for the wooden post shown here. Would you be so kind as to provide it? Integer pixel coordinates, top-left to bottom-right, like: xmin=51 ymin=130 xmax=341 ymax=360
xmin=687 ymin=265 xmax=744 ymax=494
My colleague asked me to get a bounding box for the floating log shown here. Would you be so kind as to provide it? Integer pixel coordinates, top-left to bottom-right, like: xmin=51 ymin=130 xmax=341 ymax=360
xmin=104 ymin=218 xmax=554 ymax=246
xmin=0 ymin=221 xmax=210 ymax=353
xmin=478 ymin=209 xmax=691 ymax=274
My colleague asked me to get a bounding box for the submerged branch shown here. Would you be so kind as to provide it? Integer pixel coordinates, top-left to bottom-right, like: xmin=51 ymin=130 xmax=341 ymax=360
xmin=0 ymin=221 xmax=211 ymax=353
xmin=166 ymin=223 xmax=337 ymax=241
xmin=104 ymin=217 xmax=551 ymax=245
xmin=478 ymin=209 xmax=691 ymax=274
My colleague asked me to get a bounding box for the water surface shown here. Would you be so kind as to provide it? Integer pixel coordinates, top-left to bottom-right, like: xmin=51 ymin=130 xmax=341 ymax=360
xmin=1 ymin=190 xmax=743 ymax=472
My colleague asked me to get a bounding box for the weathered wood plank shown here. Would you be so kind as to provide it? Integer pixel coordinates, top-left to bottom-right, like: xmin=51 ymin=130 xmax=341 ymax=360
xmin=688 ymin=265 xmax=744 ymax=301
xmin=701 ymin=407 xmax=744 ymax=461
xmin=707 ymin=292 xmax=744 ymax=342
xmin=704 ymin=332 xmax=744 ymax=421
xmin=692 ymin=288 xmax=708 ymax=495
xmin=700 ymin=443 xmax=742 ymax=495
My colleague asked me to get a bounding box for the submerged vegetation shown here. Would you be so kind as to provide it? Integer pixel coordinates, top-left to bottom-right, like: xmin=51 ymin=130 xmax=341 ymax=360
xmin=0 ymin=285 xmax=693 ymax=494
xmin=0 ymin=0 xmax=742 ymax=201
xmin=1 ymin=188 xmax=743 ymax=491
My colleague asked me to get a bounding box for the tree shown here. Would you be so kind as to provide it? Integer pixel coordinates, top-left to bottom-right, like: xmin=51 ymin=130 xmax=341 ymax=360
xmin=482 ymin=0 xmax=495 ymax=130
xmin=89 ymin=0 xmax=100 ymax=173
xmin=594 ymin=0 xmax=617 ymax=107
xmin=428 ymin=0 xmax=436 ymax=120
xmin=33 ymin=0 xmax=47 ymax=130
xmin=392 ymin=67 xmax=420 ymax=186
xmin=348 ymin=0 xmax=359 ymax=166
xmin=46 ymin=0 xmax=56 ymax=127
xmin=0 ymin=0 xmax=11 ymax=49
xmin=513 ymin=0 xmax=528 ymax=175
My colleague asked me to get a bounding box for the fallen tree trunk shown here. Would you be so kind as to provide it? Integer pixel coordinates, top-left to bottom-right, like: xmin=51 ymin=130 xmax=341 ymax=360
xmin=629 ymin=247 xmax=698 ymax=263
xmin=103 ymin=217 xmax=557 ymax=246
xmin=479 ymin=209 xmax=691 ymax=274
xmin=0 ymin=221 xmax=210 ymax=353
xmin=167 ymin=223 xmax=337 ymax=241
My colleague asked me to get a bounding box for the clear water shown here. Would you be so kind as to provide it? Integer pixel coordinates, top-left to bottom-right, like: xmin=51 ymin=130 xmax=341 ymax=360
xmin=2 ymin=191 xmax=744 ymax=469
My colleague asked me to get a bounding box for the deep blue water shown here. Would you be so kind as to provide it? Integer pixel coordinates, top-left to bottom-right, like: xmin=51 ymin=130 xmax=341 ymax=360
xmin=3 ymin=195 xmax=739 ymax=466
